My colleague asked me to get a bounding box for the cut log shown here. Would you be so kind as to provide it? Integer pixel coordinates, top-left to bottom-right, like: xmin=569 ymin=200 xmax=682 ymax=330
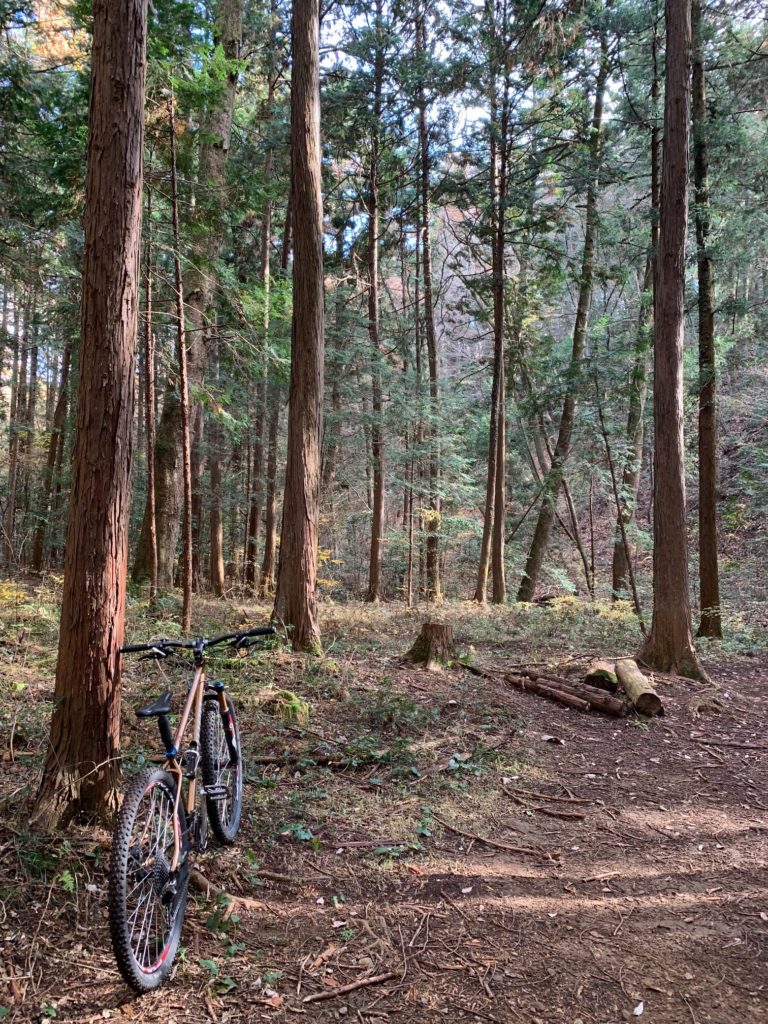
xmin=506 ymin=673 xmax=591 ymax=712
xmin=616 ymin=659 xmax=663 ymax=716
xmin=584 ymin=660 xmax=618 ymax=693
xmin=515 ymin=668 xmax=626 ymax=717
xmin=406 ymin=622 xmax=455 ymax=671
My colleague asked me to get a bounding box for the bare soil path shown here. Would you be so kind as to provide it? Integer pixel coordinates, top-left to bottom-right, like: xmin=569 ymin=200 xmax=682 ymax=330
xmin=1 ymin=597 xmax=766 ymax=1023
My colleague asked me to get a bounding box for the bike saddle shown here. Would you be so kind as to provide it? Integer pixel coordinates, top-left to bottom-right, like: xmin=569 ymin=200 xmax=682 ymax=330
xmin=135 ymin=691 xmax=173 ymax=718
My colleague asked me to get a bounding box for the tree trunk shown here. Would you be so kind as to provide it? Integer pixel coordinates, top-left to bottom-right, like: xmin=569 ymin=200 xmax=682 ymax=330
xmin=20 ymin=315 xmax=39 ymax=547
xmin=416 ymin=4 xmax=441 ymax=603
xmin=209 ymin=331 xmax=226 ymax=597
xmin=518 ymin=37 xmax=608 ymax=602
xmin=692 ymin=0 xmax=721 ymax=638
xmin=273 ymin=0 xmax=324 ymax=652
xmin=491 ymin=53 xmax=510 ymax=606
xmin=31 ymin=342 xmax=71 ymax=572
xmin=3 ymin=302 xmax=26 ymax=564
xmin=612 ymin=16 xmax=660 ymax=599
xmin=259 ymin=380 xmax=280 ymax=597
xmin=132 ymin=0 xmax=242 ymax=588
xmin=32 ymin=0 xmax=147 ymax=828
xmin=143 ymin=172 xmax=158 ymax=604
xmin=190 ymin=402 xmax=205 ymax=592
xmin=261 ymin=201 xmax=292 ymax=598
xmin=475 ymin=16 xmax=501 ymax=604
xmin=639 ymin=0 xmax=706 ymax=679
xmin=366 ymin=0 xmax=385 ymax=603
xmin=169 ymin=95 xmax=194 ymax=634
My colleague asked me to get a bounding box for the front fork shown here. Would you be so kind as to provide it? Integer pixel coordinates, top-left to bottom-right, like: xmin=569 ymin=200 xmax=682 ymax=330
xmin=206 ymin=682 xmax=239 ymax=765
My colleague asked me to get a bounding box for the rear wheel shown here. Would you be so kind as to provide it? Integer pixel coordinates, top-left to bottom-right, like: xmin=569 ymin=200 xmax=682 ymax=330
xmin=201 ymin=696 xmax=243 ymax=843
xmin=108 ymin=768 xmax=189 ymax=992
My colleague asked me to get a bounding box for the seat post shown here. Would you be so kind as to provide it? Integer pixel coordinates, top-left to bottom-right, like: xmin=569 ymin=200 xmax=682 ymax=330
xmin=158 ymin=715 xmax=176 ymax=757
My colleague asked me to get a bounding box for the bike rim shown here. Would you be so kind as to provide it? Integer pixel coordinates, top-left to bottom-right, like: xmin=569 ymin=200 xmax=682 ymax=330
xmin=124 ymin=781 xmax=183 ymax=974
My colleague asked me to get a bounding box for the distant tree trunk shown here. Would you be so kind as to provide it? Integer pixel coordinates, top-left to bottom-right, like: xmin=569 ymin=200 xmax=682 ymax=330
xmin=517 ymin=38 xmax=608 ymax=602
xmin=261 ymin=202 xmax=291 ymax=597
xmin=169 ymin=95 xmax=193 ymax=634
xmin=366 ymin=0 xmax=385 ymax=603
xmin=209 ymin=331 xmax=225 ymax=596
xmin=692 ymin=0 xmax=721 ymax=639
xmin=640 ymin=0 xmax=706 ymax=679
xmin=490 ymin=44 xmax=510 ymax=606
xmin=612 ymin=15 xmax=660 ymax=599
xmin=132 ymin=0 xmax=242 ymax=588
xmin=190 ymin=403 xmax=205 ymax=592
xmin=20 ymin=314 xmax=39 ymax=543
xmin=32 ymin=0 xmax=147 ymax=829
xmin=259 ymin=380 xmax=280 ymax=597
xmin=475 ymin=22 xmax=501 ymax=605
xmin=416 ymin=4 xmax=441 ymax=603
xmin=273 ymin=0 xmax=324 ymax=651
xmin=244 ymin=392 xmax=266 ymax=588
xmin=142 ymin=174 xmax=159 ymax=604
xmin=31 ymin=342 xmax=71 ymax=571
xmin=3 ymin=301 xmax=24 ymax=564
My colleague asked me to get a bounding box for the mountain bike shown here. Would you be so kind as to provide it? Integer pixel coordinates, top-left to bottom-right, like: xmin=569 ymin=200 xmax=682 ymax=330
xmin=108 ymin=625 xmax=275 ymax=992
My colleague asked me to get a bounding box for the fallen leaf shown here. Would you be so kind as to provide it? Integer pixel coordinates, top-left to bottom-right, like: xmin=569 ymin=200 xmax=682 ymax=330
xmin=633 ymin=1001 xmax=644 ymax=1016
xmin=541 ymin=734 xmax=565 ymax=745
xmin=461 ymin=886 xmax=473 ymax=894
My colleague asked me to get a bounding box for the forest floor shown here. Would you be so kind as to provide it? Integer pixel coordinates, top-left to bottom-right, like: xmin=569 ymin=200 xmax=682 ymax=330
xmin=0 ymin=581 xmax=766 ymax=1024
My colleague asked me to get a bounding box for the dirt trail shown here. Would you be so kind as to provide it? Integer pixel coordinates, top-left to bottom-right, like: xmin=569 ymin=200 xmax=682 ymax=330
xmin=1 ymin=604 xmax=766 ymax=1023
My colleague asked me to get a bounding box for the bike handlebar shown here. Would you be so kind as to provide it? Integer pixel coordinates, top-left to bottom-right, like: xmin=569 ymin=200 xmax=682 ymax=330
xmin=120 ymin=625 xmax=277 ymax=656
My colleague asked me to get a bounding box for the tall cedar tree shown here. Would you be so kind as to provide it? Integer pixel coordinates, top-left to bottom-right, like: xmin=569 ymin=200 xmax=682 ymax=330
xmin=273 ymin=0 xmax=324 ymax=651
xmin=640 ymin=0 xmax=706 ymax=678
xmin=366 ymin=0 xmax=385 ymax=603
xmin=517 ymin=32 xmax=609 ymax=602
xmin=475 ymin=0 xmax=509 ymax=604
xmin=32 ymin=0 xmax=148 ymax=827
xmin=416 ymin=2 xmax=441 ymax=602
xmin=132 ymin=0 xmax=242 ymax=589
xmin=611 ymin=9 xmax=660 ymax=599
xmin=692 ymin=0 xmax=721 ymax=637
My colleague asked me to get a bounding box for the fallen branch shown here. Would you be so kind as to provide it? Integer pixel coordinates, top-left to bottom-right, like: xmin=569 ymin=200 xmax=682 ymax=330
xmin=302 ymin=971 xmax=396 ymax=1004
xmin=432 ymin=814 xmax=552 ymax=860
xmin=190 ymin=868 xmax=269 ymax=913
xmin=503 ymin=788 xmax=585 ymax=821
xmin=507 ymin=786 xmax=593 ymax=806
xmin=689 ymin=734 xmax=768 ymax=752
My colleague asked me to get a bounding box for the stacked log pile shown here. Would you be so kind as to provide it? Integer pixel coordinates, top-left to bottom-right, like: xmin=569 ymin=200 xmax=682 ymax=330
xmin=465 ymin=657 xmax=663 ymax=718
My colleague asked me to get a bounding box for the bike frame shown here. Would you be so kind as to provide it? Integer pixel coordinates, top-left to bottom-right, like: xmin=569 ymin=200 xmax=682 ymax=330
xmin=121 ymin=625 xmax=274 ymax=873
xmin=163 ymin=658 xmax=233 ymax=871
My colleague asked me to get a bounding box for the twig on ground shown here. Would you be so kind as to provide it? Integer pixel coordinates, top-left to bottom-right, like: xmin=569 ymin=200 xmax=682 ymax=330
xmin=301 ymin=971 xmax=396 ymax=1004
xmin=505 ymin=786 xmax=593 ymax=805
xmin=189 ymin=867 xmax=273 ymax=914
xmin=432 ymin=814 xmax=553 ymax=860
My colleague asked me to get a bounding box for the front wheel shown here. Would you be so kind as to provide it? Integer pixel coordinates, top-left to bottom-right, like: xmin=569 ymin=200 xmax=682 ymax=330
xmin=108 ymin=767 xmax=189 ymax=992
xmin=201 ymin=695 xmax=243 ymax=844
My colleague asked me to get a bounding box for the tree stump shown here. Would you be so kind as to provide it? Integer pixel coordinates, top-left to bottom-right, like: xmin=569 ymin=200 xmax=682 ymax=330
xmin=406 ymin=623 xmax=456 ymax=671
xmin=616 ymin=659 xmax=663 ymax=716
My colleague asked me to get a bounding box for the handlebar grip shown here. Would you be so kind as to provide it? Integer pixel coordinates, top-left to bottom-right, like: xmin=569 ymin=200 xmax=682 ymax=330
xmin=120 ymin=643 xmax=149 ymax=654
